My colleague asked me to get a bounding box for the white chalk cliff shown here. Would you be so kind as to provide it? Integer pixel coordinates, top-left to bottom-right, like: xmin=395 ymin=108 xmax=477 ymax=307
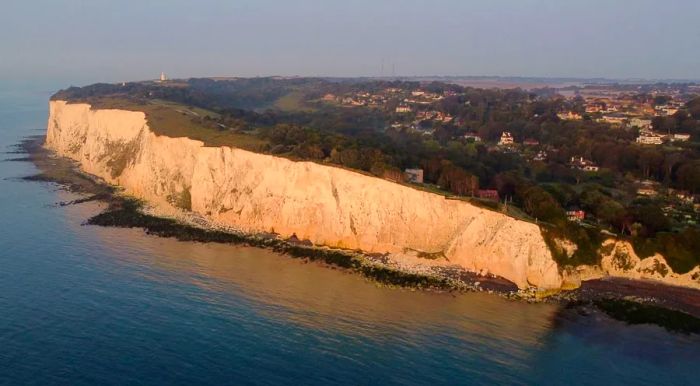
xmin=46 ymin=100 xmax=567 ymax=289
xmin=575 ymin=240 xmax=700 ymax=289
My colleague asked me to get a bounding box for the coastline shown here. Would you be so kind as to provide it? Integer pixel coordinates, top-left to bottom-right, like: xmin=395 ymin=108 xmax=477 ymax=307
xmin=45 ymin=100 xmax=564 ymax=291
xmin=14 ymin=135 xmax=700 ymax=333
xmin=19 ymin=136 xmax=518 ymax=295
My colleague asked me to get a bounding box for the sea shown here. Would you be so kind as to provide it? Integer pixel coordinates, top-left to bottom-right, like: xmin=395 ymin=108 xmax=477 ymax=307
xmin=1 ymin=83 xmax=699 ymax=386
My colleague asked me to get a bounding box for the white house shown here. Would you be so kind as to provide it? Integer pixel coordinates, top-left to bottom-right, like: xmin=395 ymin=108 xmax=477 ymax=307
xmin=404 ymin=168 xmax=424 ymax=184
xmin=629 ymin=118 xmax=652 ymax=129
xmin=636 ymin=132 xmax=664 ymax=145
xmin=533 ymin=150 xmax=547 ymax=162
xmin=498 ymin=132 xmax=515 ymax=146
xmin=570 ymin=156 xmax=599 ymax=172
xmin=672 ymin=133 xmax=691 ymax=142
xmin=464 ymin=132 xmax=482 ymax=142
xmin=557 ymin=111 xmax=582 ymax=120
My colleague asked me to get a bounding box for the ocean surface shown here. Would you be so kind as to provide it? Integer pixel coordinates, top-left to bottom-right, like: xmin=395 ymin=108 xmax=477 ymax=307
xmin=1 ymin=85 xmax=699 ymax=386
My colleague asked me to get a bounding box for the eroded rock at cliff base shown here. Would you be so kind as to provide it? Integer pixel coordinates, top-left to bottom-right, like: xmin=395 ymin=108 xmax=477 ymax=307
xmin=596 ymin=240 xmax=700 ymax=288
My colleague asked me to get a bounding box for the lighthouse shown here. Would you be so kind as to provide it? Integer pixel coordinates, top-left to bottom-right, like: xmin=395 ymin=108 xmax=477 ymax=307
xmin=159 ymin=72 xmax=167 ymax=82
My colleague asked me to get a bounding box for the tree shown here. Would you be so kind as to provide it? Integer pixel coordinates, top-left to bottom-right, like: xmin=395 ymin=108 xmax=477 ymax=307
xmin=677 ymin=160 xmax=700 ymax=193
xmin=637 ymin=148 xmax=663 ymax=179
xmin=595 ymin=199 xmax=626 ymax=230
xmin=521 ymin=186 xmax=565 ymax=223
xmin=494 ymin=172 xmax=521 ymax=200
xmin=652 ymin=116 xmax=675 ymax=134
xmin=653 ymin=95 xmax=671 ymax=106
xmin=686 ymin=97 xmax=700 ymax=119
xmin=371 ymin=162 xmax=403 ymax=182
xmin=437 ymin=164 xmax=478 ymax=196
xmin=633 ymin=203 xmax=670 ymax=236
xmin=662 ymin=152 xmax=684 ymax=184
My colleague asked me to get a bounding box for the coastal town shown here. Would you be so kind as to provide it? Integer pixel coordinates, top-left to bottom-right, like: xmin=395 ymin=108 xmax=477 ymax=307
xmin=325 ymin=82 xmax=697 ymax=149
xmin=312 ymin=81 xmax=700 ymax=229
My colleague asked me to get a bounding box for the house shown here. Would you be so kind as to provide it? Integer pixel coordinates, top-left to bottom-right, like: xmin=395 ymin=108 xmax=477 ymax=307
xmin=637 ymin=187 xmax=658 ymax=197
xmin=636 ymin=180 xmax=659 ymax=197
xmin=463 ymin=132 xmax=482 ymax=142
xmin=599 ymin=113 xmax=627 ymax=125
xmin=395 ymin=105 xmax=412 ymax=113
xmin=498 ymin=132 xmax=515 ymax=146
xmin=604 ymin=104 xmax=620 ymax=113
xmin=322 ymin=93 xmax=336 ymax=102
xmin=637 ymin=187 xmax=658 ymax=196
xmin=342 ymin=97 xmax=365 ymax=106
xmin=477 ymin=189 xmax=499 ymax=201
xmin=666 ymin=107 xmax=679 ymax=115
xmin=533 ymin=150 xmax=547 ymax=161
xmin=570 ymin=156 xmax=599 ymax=172
xmin=629 ymin=118 xmax=652 ymax=129
xmin=672 ymin=133 xmax=691 ymax=142
xmin=557 ymin=111 xmax=582 ymax=120
xmin=655 ymin=105 xmax=679 ymax=116
xmin=566 ymin=210 xmax=585 ymax=222
xmin=584 ymin=98 xmax=619 ymax=114
xmin=636 ymin=131 xmax=664 ymax=145
xmin=585 ymin=102 xmax=606 ymax=113
xmin=404 ymin=168 xmax=424 ymax=184
xmin=670 ymin=190 xmax=695 ymax=204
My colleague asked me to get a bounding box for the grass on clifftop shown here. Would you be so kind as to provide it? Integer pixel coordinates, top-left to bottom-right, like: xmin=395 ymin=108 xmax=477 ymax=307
xmin=77 ymin=97 xmax=269 ymax=151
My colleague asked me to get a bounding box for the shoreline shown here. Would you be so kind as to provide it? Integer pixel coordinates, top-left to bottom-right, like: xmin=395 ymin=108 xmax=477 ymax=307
xmin=19 ymin=136 xmax=518 ymax=295
xmin=13 ymin=135 xmax=700 ymax=333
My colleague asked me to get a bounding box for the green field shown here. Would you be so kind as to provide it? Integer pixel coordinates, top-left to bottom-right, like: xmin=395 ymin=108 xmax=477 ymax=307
xmin=272 ymin=91 xmax=316 ymax=112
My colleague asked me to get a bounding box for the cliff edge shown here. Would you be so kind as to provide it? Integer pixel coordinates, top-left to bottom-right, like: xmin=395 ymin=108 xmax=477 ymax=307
xmin=46 ymin=100 xmax=563 ymax=289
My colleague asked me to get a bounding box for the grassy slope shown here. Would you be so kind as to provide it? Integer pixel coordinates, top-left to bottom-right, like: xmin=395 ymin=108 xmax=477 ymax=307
xmin=81 ymin=97 xmax=268 ymax=151
xmin=272 ymin=91 xmax=316 ymax=112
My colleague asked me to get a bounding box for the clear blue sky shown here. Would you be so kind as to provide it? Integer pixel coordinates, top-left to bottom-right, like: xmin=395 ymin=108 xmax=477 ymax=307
xmin=2 ymin=0 xmax=699 ymax=85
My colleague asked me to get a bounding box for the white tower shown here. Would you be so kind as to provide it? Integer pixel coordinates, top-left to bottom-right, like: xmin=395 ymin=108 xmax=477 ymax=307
xmin=160 ymin=72 xmax=167 ymax=82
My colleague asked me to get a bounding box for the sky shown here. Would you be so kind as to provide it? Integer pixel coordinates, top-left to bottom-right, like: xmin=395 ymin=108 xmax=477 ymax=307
xmin=1 ymin=0 xmax=699 ymax=85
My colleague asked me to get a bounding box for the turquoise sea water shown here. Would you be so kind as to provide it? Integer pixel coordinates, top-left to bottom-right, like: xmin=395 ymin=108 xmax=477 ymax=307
xmin=1 ymin=85 xmax=699 ymax=386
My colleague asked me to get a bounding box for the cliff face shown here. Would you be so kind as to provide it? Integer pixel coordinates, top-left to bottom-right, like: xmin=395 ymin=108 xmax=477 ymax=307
xmin=576 ymin=240 xmax=700 ymax=289
xmin=47 ymin=100 xmax=565 ymax=289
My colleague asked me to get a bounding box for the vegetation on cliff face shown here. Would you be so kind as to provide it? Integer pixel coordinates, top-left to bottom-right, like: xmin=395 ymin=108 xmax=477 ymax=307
xmin=100 ymin=137 xmax=142 ymax=178
xmin=167 ymin=188 xmax=192 ymax=211
xmin=541 ymin=221 xmax=607 ymax=268
xmin=631 ymin=229 xmax=700 ymax=273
